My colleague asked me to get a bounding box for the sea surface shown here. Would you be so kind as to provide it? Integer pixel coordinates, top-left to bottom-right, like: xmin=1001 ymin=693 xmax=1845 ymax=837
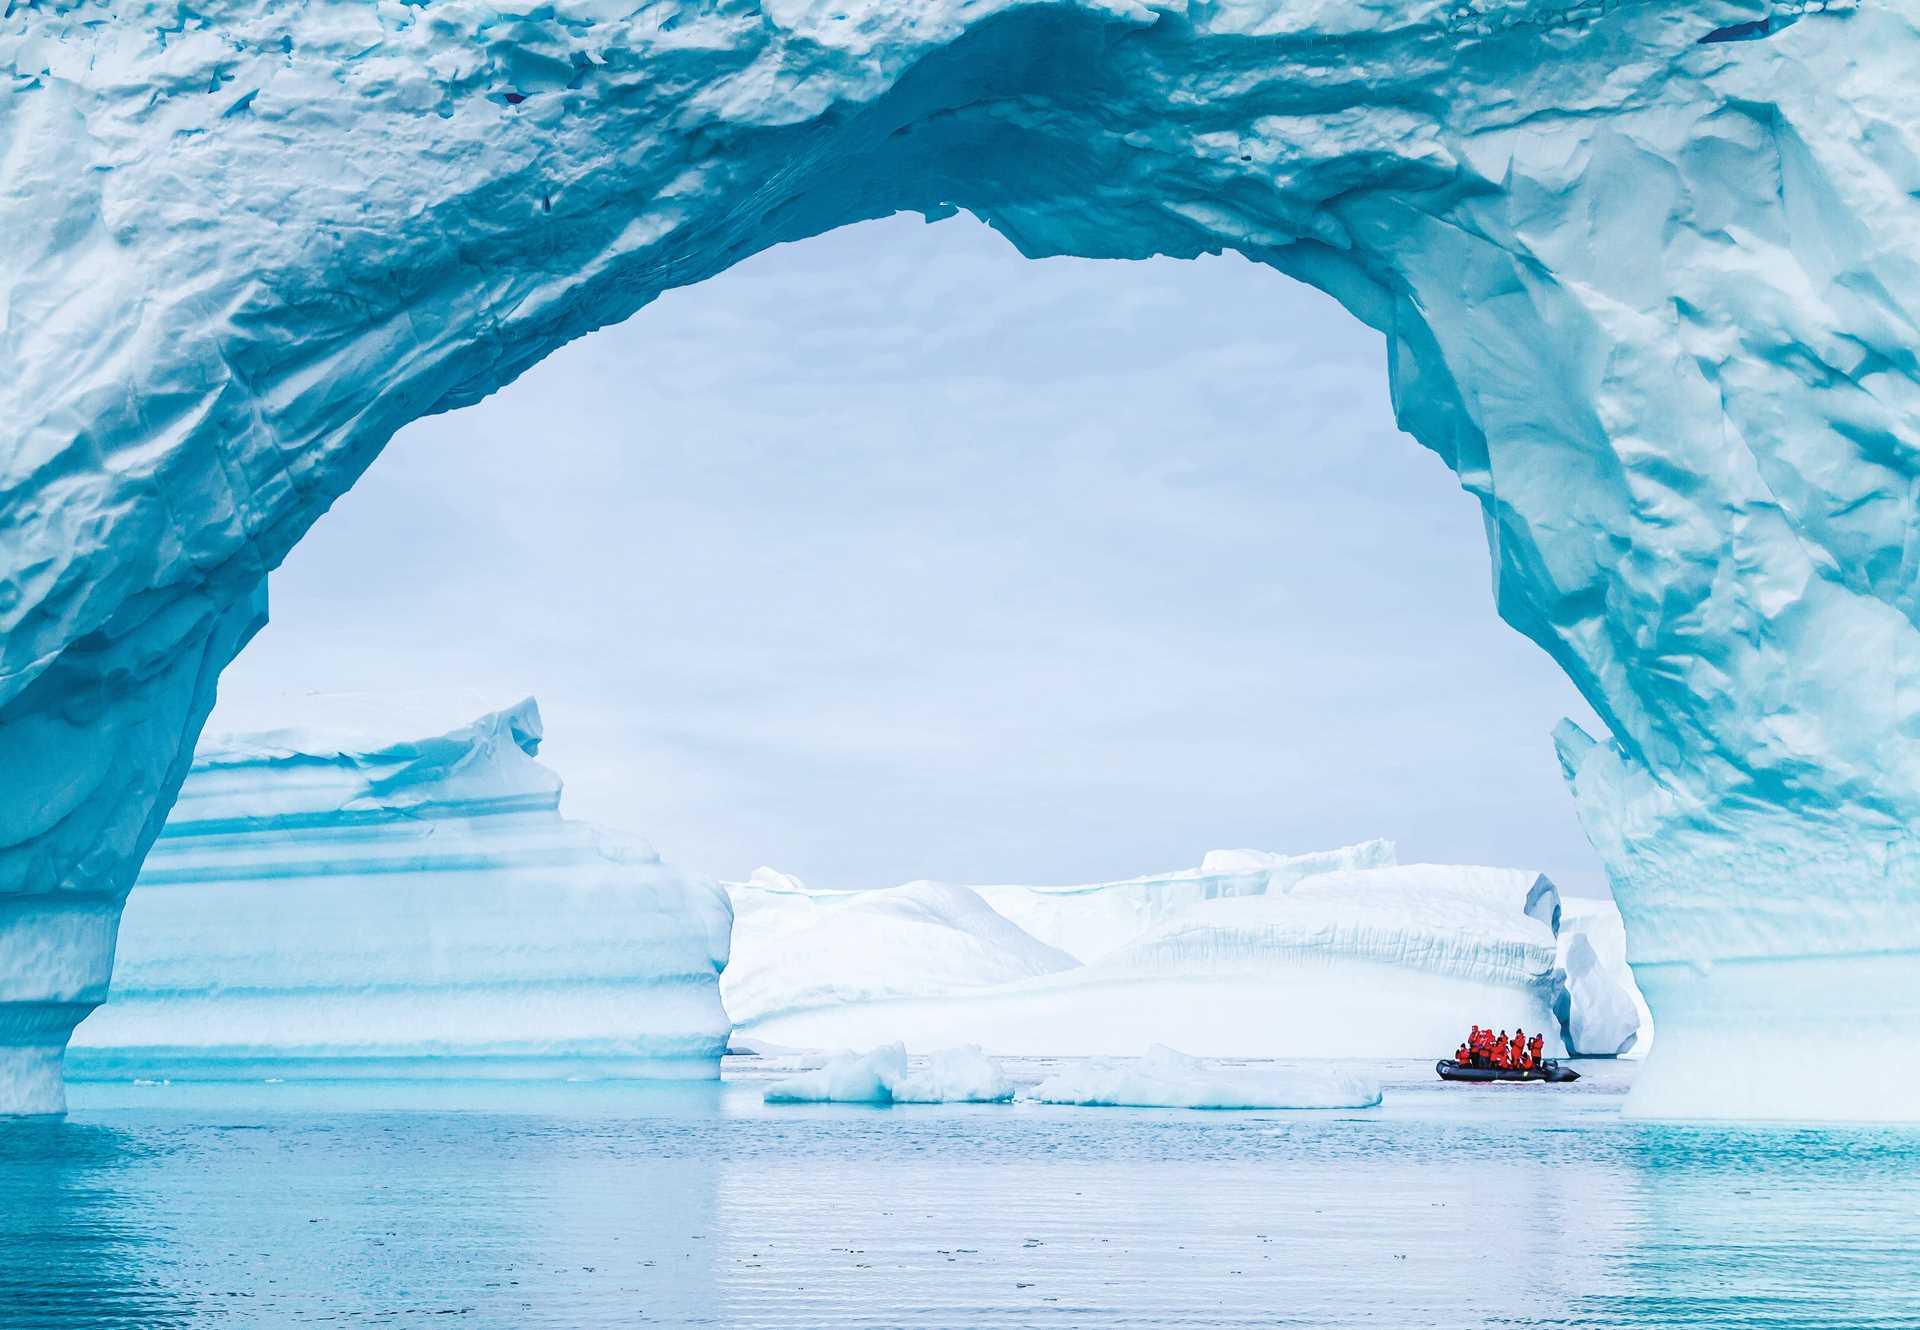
xmin=3 ymin=1056 xmax=1917 ymax=1328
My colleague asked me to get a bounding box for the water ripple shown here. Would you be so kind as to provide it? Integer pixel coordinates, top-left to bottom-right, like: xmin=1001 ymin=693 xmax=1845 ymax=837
xmin=1 ymin=1063 xmax=1916 ymax=1328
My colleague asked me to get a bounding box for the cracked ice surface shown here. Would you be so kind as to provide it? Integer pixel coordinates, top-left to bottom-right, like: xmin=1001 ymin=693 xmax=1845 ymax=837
xmin=5 ymin=0 xmax=1920 ymax=1116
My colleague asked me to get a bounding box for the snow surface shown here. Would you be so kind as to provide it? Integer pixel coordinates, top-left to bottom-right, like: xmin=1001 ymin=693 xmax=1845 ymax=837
xmin=976 ymin=840 xmax=1396 ymax=962
xmin=724 ymin=879 xmax=1080 ymax=1027
xmin=726 ymin=848 xmax=1649 ymax=1060
xmin=1027 ymin=1045 xmax=1382 ymax=1111
xmin=763 ymin=1044 xmax=1015 ymax=1105
xmin=6 ymin=0 xmax=1919 ymax=1117
xmin=70 ymin=699 xmax=732 ymax=1081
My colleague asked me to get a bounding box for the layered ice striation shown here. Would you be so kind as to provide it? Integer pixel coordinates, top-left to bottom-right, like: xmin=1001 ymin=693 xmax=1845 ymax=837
xmin=68 ymin=697 xmax=732 ymax=1083
xmin=6 ymin=0 xmax=1920 ymax=1116
xmin=725 ymin=845 xmax=1648 ymax=1059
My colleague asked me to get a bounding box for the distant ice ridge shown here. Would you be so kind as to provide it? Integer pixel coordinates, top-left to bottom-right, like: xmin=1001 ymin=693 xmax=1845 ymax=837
xmin=725 ymin=879 xmax=1080 ymax=1029
xmin=976 ymin=841 xmax=1399 ymax=962
xmin=724 ymin=845 xmax=1648 ymax=1060
xmin=69 ymin=697 xmax=732 ymax=1081
xmin=1027 ymin=1046 xmax=1382 ymax=1111
xmin=763 ymin=1044 xmax=1014 ymax=1104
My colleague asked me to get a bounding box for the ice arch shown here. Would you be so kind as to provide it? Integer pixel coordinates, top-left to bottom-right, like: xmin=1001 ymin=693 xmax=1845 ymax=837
xmin=3 ymin=0 xmax=1917 ymax=1118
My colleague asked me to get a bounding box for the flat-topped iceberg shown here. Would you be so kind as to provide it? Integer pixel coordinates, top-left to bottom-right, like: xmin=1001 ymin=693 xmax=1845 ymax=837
xmin=1028 ymin=1045 xmax=1382 ymax=1111
xmin=69 ymin=697 xmax=732 ymax=1081
xmin=725 ymin=846 xmax=1649 ymax=1060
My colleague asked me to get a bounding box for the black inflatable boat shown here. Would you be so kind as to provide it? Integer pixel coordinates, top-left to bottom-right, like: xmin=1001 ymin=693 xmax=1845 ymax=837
xmin=1436 ymin=1059 xmax=1579 ymax=1084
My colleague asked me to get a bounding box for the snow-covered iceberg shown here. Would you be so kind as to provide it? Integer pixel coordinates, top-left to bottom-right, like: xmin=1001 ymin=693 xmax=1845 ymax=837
xmin=763 ymin=1043 xmax=1015 ymax=1105
xmin=68 ymin=698 xmax=732 ymax=1082
xmin=975 ymin=841 xmax=1398 ymax=963
xmin=724 ymin=846 xmax=1649 ymax=1060
xmin=724 ymin=877 xmax=1079 ymax=1027
xmin=1027 ymin=1045 xmax=1381 ymax=1111
xmin=7 ymin=1 xmax=1920 ymax=1118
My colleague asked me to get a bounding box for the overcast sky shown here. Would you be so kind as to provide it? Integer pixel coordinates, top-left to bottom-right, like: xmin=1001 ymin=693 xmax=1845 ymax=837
xmin=212 ymin=214 xmax=1611 ymax=896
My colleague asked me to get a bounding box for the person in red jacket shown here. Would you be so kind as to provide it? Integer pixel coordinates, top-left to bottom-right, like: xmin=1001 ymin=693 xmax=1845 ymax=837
xmin=1530 ymin=1033 xmax=1546 ymax=1066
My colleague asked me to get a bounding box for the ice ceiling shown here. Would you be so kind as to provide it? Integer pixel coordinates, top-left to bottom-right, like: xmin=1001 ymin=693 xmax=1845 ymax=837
xmin=4 ymin=0 xmax=1918 ymax=1117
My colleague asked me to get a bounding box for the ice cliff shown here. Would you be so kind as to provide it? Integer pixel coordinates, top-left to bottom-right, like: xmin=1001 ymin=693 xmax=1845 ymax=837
xmin=67 ymin=698 xmax=732 ymax=1085
xmin=4 ymin=0 xmax=1920 ymax=1117
xmin=724 ymin=846 xmax=1648 ymax=1059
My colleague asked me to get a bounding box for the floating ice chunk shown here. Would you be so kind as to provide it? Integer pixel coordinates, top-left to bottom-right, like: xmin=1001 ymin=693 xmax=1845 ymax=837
xmin=762 ymin=1044 xmax=1014 ymax=1104
xmin=764 ymin=1044 xmax=909 ymax=1104
xmin=891 ymin=1045 xmax=1016 ymax=1104
xmin=1026 ymin=1045 xmax=1382 ymax=1110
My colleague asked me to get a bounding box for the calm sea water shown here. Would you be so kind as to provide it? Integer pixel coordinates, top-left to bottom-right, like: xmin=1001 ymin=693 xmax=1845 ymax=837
xmin=3 ymin=1057 xmax=1917 ymax=1329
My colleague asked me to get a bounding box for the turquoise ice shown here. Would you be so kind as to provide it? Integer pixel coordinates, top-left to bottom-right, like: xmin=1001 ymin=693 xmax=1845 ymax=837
xmin=66 ymin=697 xmax=733 ymax=1083
xmin=4 ymin=0 xmax=1920 ymax=1116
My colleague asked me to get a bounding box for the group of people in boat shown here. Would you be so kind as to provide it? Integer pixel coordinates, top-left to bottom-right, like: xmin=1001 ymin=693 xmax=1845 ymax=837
xmin=1453 ymin=1025 xmax=1546 ymax=1072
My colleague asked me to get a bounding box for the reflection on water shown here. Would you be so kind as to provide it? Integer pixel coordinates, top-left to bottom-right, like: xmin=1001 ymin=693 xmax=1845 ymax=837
xmin=2 ymin=1061 xmax=1917 ymax=1328
xmin=0 ymin=1120 xmax=190 ymax=1329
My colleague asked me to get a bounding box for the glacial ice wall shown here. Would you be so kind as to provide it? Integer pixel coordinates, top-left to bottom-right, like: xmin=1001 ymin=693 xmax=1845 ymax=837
xmin=725 ymin=850 xmax=1647 ymax=1058
xmin=68 ymin=698 xmax=733 ymax=1083
xmin=4 ymin=0 xmax=1920 ymax=1115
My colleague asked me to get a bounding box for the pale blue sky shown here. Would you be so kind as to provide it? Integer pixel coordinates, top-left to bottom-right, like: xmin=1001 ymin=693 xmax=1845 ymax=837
xmin=213 ymin=214 xmax=1610 ymax=895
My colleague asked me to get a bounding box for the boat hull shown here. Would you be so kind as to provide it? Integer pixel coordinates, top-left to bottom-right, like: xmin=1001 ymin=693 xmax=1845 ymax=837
xmin=1436 ymin=1059 xmax=1580 ymax=1084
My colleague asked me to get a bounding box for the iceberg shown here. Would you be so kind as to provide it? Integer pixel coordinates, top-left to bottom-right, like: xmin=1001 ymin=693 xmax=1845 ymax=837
xmin=975 ymin=840 xmax=1398 ymax=963
xmin=725 ymin=847 xmax=1649 ymax=1060
xmin=1558 ymin=936 xmax=1641 ymax=1059
xmin=6 ymin=0 xmax=1920 ymax=1117
xmin=1027 ymin=1045 xmax=1382 ymax=1111
xmin=763 ymin=1044 xmax=1015 ymax=1105
xmin=724 ymin=878 xmax=1080 ymax=1028
xmin=68 ymin=697 xmax=732 ymax=1083
xmin=1555 ymin=898 xmax=1655 ymax=1058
